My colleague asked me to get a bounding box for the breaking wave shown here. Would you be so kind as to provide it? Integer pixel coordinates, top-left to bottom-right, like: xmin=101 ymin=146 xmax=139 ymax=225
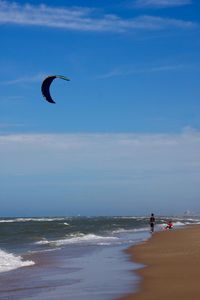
xmin=35 ymin=233 xmax=119 ymax=247
xmin=0 ymin=249 xmax=35 ymax=273
xmin=0 ymin=217 xmax=66 ymax=223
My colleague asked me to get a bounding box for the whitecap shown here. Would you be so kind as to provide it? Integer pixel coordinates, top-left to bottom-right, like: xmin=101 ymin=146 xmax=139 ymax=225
xmin=0 ymin=249 xmax=35 ymax=273
xmin=0 ymin=217 xmax=66 ymax=223
xmin=50 ymin=234 xmax=118 ymax=246
xmin=112 ymin=227 xmax=149 ymax=234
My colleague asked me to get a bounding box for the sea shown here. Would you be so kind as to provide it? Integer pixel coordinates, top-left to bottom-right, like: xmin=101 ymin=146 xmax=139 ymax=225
xmin=0 ymin=215 xmax=199 ymax=300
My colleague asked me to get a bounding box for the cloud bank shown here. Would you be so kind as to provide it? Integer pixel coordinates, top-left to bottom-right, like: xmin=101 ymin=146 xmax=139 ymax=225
xmin=1 ymin=130 xmax=200 ymax=182
xmin=1 ymin=130 xmax=200 ymax=214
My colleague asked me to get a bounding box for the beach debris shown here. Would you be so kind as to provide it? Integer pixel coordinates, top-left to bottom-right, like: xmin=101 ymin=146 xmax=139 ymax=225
xmin=41 ymin=75 xmax=70 ymax=104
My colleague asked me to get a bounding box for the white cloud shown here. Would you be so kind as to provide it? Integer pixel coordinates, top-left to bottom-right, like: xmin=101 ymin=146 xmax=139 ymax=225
xmin=135 ymin=0 xmax=192 ymax=8
xmin=99 ymin=63 xmax=186 ymax=78
xmin=1 ymin=73 xmax=46 ymax=85
xmin=0 ymin=1 xmax=197 ymax=32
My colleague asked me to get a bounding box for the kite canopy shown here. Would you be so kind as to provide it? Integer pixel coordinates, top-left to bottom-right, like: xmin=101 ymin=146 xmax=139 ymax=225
xmin=41 ymin=75 xmax=70 ymax=104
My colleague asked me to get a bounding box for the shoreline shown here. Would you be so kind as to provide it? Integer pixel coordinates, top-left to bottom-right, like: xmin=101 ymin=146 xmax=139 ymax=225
xmin=119 ymin=225 xmax=200 ymax=300
xmin=0 ymin=241 xmax=138 ymax=300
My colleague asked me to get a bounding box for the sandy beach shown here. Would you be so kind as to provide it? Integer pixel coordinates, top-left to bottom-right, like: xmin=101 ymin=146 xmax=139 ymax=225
xmin=120 ymin=225 xmax=200 ymax=300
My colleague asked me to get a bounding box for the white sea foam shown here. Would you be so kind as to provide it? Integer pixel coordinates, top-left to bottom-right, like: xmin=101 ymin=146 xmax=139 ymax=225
xmin=35 ymin=239 xmax=49 ymax=245
xmin=112 ymin=227 xmax=149 ymax=234
xmin=0 ymin=217 xmax=66 ymax=223
xmin=183 ymin=218 xmax=199 ymax=222
xmin=35 ymin=233 xmax=119 ymax=247
xmin=55 ymin=234 xmax=118 ymax=246
xmin=28 ymin=248 xmax=61 ymax=254
xmin=113 ymin=216 xmax=138 ymax=219
xmin=0 ymin=249 xmax=35 ymax=273
xmin=173 ymin=221 xmax=185 ymax=226
xmin=96 ymin=242 xmax=112 ymax=246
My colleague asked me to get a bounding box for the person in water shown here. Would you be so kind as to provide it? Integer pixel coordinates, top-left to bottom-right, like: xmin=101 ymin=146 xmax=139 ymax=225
xmin=165 ymin=220 xmax=173 ymax=230
xmin=149 ymin=213 xmax=155 ymax=233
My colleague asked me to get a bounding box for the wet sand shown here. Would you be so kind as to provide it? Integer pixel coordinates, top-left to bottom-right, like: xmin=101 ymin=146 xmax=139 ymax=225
xmin=0 ymin=244 xmax=136 ymax=300
xmin=120 ymin=225 xmax=200 ymax=300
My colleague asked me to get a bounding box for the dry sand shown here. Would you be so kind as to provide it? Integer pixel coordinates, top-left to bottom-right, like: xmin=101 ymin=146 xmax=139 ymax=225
xmin=120 ymin=225 xmax=200 ymax=300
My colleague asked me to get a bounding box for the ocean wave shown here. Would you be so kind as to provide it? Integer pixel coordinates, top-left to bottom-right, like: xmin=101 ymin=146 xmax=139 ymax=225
xmin=55 ymin=234 xmax=118 ymax=246
xmin=112 ymin=227 xmax=149 ymax=234
xmin=34 ymin=239 xmax=49 ymax=245
xmin=28 ymin=248 xmax=61 ymax=254
xmin=0 ymin=249 xmax=35 ymax=273
xmin=113 ymin=216 xmax=138 ymax=219
xmin=184 ymin=221 xmax=200 ymax=225
xmin=0 ymin=217 xmax=66 ymax=223
xmin=181 ymin=218 xmax=198 ymax=222
xmin=35 ymin=233 xmax=119 ymax=247
xmin=173 ymin=221 xmax=186 ymax=226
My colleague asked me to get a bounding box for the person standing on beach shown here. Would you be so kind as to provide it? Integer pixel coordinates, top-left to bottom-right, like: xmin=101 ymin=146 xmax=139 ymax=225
xmin=149 ymin=213 xmax=155 ymax=233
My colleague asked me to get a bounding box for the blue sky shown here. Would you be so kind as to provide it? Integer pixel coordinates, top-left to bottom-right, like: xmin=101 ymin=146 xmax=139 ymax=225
xmin=0 ymin=0 xmax=200 ymax=216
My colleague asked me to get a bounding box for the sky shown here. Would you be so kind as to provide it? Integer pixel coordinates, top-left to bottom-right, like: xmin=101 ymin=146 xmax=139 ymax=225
xmin=0 ymin=0 xmax=200 ymax=216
